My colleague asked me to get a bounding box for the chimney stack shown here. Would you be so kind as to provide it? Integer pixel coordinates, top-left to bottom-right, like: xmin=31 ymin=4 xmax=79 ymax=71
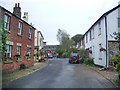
xmin=13 ymin=3 xmax=21 ymax=18
xmin=23 ymin=12 xmax=28 ymax=22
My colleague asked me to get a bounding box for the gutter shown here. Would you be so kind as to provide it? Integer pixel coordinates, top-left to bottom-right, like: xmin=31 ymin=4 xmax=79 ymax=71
xmin=105 ymin=16 xmax=108 ymax=68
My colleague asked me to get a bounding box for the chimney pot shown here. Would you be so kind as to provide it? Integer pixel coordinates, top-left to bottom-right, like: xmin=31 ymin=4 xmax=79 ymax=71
xmin=15 ymin=3 xmax=17 ymax=7
xmin=18 ymin=3 xmax=20 ymax=7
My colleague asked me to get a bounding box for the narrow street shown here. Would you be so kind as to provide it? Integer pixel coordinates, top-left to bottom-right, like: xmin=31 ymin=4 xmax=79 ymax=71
xmin=3 ymin=58 xmax=115 ymax=88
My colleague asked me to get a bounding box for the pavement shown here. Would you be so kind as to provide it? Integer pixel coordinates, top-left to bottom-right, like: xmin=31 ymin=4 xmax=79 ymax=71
xmin=85 ymin=64 xmax=119 ymax=87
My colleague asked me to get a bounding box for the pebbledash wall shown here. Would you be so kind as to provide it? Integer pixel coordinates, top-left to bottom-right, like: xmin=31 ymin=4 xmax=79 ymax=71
xmin=0 ymin=4 xmax=35 ymax=72
xmin=83 ymin=5 xmax=120 ymax=68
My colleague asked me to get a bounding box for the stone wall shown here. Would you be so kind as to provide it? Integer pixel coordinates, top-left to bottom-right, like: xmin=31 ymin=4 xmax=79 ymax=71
xmin=108 ymin=41 xmax=119 ymax=67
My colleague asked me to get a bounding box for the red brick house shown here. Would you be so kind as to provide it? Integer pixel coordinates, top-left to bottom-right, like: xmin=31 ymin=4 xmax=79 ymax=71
xmin=0 ymin=3 xmax=35 ymax=72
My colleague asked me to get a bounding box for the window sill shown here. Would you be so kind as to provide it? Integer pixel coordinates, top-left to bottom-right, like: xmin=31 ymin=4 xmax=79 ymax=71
xmin=3 ymin=60 xmax=13 ymax=64
xmin=16 ymin=58 xmax=22 ymax=62
xmin=17 ymin=34 xmax=22 ymax=37
xmin=29 ymin=38 xmax=32 ymax=40
xmin=98 ymin=33 xmax=101 ymax=36
xmin=27 ymin=58 xmax=31 ymax=61
xmin=99 ymin=58 xmax=102 ymax=60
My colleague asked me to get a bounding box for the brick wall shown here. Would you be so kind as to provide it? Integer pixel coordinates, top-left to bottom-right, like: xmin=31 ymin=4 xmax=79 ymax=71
xmin=2 ymin=9 xmax=35 ymax=72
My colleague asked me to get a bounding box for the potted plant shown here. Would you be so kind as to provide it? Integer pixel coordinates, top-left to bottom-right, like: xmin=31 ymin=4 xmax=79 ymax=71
xmin=100 ymin=47 xmax=106 ymax=52
xmin=89 ymin=50 xmax=92 ymax=53
xmin=15 ymin=54 xmax=22 ymax=62
xmin=4 ymin=57 xmax=13 ymax=63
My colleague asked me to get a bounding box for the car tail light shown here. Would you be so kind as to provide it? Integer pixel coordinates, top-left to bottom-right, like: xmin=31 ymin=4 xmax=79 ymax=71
xmin=70 ymin=56 xmax=73 ymax=58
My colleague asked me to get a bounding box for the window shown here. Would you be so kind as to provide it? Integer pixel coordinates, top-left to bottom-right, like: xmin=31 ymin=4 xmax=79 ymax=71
xmin=92 ymin=28 xmax=94 ymax=39
xmin=4 ymin=14 xmax=10 ymax=30
xmin=17 ymin=46 xmax=21 ymax=55
xmin=18 ymin=22 xmax=22 ymax=35
xmin=90 ymin=30 xmax=92 ymax=41
xmin=118 ymin=18 xmax=120 ymax=28
xmin=5 ymin=45 xmax=12 ymax=57
xmin=27 ymin=48 xmax=31 ymax=56
xmin=98 ymin=21 xmax=101 ymax=35
xmin=99 ymin=44 xmax=102 ymax=60
xmin=92 ymin=46 xmax=95 ymax=58
xmin=29 ymin=28 xmax=32 ymax=39
xmin=86 ymin=33 xmax=88 ymax=43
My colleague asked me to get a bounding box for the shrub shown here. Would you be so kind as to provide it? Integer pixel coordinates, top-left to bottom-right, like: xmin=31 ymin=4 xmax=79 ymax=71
xmin=80 ymin=58 xmax=84 ymax=64
xmin=20 ymin=64 xmax=26 ymax=69
xmin=116 ymin=63 xmax=120 ymax=72
xmin=83 ymin=58 xmax=94 ymax=66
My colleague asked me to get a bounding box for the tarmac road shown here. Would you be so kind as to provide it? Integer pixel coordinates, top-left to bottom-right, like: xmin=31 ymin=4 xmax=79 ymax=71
xmin=3 ymin=58 xmax=115 ymax=88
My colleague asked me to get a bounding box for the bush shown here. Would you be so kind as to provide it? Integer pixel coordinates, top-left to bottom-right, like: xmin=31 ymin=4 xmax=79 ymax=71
xmin=20 ymin=64 xmax=26 ymax=69
xmin=116 ymin=63 xmax=120 ymax=72
xmin=83 ymin=58 xmax=94 ymax=66
xmin=80 ymin=58 xmax=84 ymax=64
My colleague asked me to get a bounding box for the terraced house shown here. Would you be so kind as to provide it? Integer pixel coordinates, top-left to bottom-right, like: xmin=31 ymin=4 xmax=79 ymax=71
xmin=0 ymin=3 xmax=35 ymax=72
xmin=79 ymin=4 xmax=120 ymax=68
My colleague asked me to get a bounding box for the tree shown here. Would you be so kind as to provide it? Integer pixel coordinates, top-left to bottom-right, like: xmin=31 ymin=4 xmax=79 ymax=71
xmin=71 ymin=34 xmax=83 ymax=46
xmin=56 ymin=29 xmax=74 ymax=58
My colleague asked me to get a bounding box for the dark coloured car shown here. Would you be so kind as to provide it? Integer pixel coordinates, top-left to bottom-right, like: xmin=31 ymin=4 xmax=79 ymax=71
xmin=69 ymin=53 xmax=80 ymax=64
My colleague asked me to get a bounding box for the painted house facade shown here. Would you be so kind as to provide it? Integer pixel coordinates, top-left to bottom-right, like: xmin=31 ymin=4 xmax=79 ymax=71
xmin=34 ymin=29 xmax=44 ymax=60
xmin=0 ymin=3 xmax=35 ymax=72
xmin=82 ymin=5 xmax=120 ymax=68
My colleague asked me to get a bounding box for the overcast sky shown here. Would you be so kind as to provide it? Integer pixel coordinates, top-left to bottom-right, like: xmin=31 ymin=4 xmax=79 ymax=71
xmin=0 ymin=0 xmax=119 ymax=45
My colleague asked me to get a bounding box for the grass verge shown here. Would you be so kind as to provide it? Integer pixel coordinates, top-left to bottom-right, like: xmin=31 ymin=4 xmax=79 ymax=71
xmin=2 ymin=61 xmax=48 ymax=86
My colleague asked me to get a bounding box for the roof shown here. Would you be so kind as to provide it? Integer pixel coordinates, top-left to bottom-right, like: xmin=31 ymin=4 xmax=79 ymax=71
xmin=83 ymin=4 xmax=120 ymax=36
xmin=37 ymin=30 xmax=44 ymax=40
xmin=0 ymin=5 xmax=36 ymax=29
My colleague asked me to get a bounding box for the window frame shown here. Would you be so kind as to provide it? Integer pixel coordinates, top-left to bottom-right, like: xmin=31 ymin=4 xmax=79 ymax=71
xmin=29 ymin=28 xmax=32 ymax=39
xmin=5 ymin=45 xmax=12 ymax=57
xmin=18 ymin=21 xmax=23 ymax=35
xmin=4 ymin=14 xmax=10 ymax=30
xmin=16 ymin=46 xmax=21 ymax=55
xmin=98 ymin=21 xmax=101 ymax=36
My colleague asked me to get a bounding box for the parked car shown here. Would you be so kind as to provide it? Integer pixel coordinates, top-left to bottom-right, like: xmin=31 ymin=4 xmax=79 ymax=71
xmin=69 ymin=53 xmax=80 ymax=64
xmin=47 ymin=52 xmax=53 ymax=58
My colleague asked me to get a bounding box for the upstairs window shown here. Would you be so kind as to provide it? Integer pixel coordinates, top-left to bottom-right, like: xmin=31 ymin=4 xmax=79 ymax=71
xmin=90 ymin=30 xmax=92 ymax=41
xmin=98 ymin=21 xmax=101 ymax=35
xmin=4 ymin=14 xmax=10 ymax=30
xmin=18 ymin=22 xmax=22 ymax=35
xmin=86 ymin=33 xmax=88 ymax=43
xmin=92 ymin=28 xmax=94 ymax=39
xmin=29 ymin=28 xmax=32 ymax=39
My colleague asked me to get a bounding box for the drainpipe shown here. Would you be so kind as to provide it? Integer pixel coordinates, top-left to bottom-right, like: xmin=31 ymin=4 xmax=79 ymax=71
xmin=105 ymin=16 xmax=108 ymax=68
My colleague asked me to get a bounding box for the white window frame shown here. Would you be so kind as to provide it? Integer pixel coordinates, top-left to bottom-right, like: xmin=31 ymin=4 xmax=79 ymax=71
xmin=18 ymin=22 xmax=22 ymax=35
xmin=17 ymin=46 xmax=21 ymax=55
xmin=98 ymin=21 xmax=101 ymax=35
xmin=90 ymin=30 xmax=92 ymax=41
xmin=86 ymin=34 xmax=88 ymax=43
xmin=99 ymin=44 xmax=102 ymax=59
xmin=118 ymin=18 xmax=120 ymax=28
xmin=29 ymin=28 xmax=32 ymax=39
xmin=4 ymin=14 xmax=10 ymax=30
xmin=27 ymin=47 xmax=31 ymax=56
xmin=5 ymin=45 xmax=12 ymax=57
xmin=92 ymin=28 xmax=94 ymax=39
